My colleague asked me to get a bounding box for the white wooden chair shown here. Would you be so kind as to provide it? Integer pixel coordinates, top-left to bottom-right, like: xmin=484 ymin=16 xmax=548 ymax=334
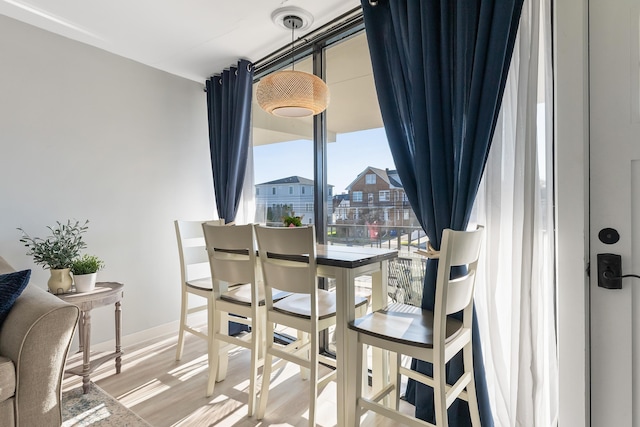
xmin=348 ymin=227 xmax=484 ymax=427
xmin=174 ymin=219 xmax=224 ymax=394
xmin=254 ymin=225 xmax=368 ymax=426
xmin=202 ymin=223 xmax=281 ymax=414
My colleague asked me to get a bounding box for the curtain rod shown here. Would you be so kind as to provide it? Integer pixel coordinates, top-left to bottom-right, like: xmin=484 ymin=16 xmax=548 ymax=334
xmin=252 ymin=6 xmax=364 ymax=79
xmin=204 ymin=6 xmax=363 ymax=89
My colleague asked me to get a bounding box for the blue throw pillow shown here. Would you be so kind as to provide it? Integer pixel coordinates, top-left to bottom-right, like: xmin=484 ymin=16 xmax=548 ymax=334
xmin=0 ymin=269 xmax=31 ymax=328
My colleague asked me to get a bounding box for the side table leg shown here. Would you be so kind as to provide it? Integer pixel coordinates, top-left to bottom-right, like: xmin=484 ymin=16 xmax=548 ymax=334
xmin=78 ymin=312 xmax=85 ymax=353
xmin=82 ymin=310 xmax=91 ymax=394
xmin=115 ymin=301 xmax=122 ymax=374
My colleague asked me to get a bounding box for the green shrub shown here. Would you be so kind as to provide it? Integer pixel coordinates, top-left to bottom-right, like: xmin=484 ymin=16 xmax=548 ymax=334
xmin=71 ymin=254 xmax=105 ymax=275
xmin=18 ymin=220 xmax=89 ymax=269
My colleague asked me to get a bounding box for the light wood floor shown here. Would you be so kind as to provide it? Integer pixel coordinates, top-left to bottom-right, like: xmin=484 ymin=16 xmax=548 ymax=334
xmin=62 ymin=328 xmax=416 ymax=427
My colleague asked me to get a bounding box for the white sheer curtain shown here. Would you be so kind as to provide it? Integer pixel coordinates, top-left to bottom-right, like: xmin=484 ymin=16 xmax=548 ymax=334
xmin=234 ymin=126 xmax=256 ymax=224
xmin=473 ymin=0 xmax=558 ymax=425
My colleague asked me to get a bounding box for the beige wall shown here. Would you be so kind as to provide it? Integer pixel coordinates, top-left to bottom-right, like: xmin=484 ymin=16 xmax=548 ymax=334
xmin=0 ymin=15 xmax=215 ymax=345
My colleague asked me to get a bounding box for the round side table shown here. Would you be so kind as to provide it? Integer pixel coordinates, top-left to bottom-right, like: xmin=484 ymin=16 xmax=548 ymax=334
xmin=56 ymin=282 xmax=124 ymax=393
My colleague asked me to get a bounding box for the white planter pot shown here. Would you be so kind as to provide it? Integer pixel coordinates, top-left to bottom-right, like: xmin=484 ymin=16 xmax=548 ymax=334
xmin=74 ymin=273 xmax=98 ymax=293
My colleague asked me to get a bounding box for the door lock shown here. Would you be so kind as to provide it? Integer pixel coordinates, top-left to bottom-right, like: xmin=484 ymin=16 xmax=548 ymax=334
xmin=597 ymin=254 xmax=622 ymax=289
xmin=597 ymin=253 xmax=640 ymax=289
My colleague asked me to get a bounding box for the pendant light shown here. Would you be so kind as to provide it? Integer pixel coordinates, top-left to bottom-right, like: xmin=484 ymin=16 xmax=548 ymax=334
xmin=256 ymin=12 xmax=330 ymax=118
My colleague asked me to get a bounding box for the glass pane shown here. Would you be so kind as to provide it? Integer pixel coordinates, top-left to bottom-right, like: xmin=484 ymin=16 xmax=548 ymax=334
xmin=252 ymin=57 xmax=315 ymax=226
xmin=324 ymin=33 xmax=424 ymax=356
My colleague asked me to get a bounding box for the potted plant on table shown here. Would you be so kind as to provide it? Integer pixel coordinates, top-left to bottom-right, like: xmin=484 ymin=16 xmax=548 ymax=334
xmin=71 ymin=254 xmax=105 ymax=292
xmin=283 ymin=214 xmax=303 ymax=227
xmin=18 ymin=219 xmax=89 ymax=294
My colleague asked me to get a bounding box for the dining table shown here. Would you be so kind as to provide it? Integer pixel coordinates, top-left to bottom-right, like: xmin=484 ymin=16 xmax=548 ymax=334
xmin=314 ymin=244 xmax=398 ymax=427
xmin=215 ymin=242 xmax=398 ymax=425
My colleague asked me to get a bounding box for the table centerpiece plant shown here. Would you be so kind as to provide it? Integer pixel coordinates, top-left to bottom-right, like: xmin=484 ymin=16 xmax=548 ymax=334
xmin=18 ymin=219 xmax=89 ymax=294
xmin=71 ymin=254 xmax=104 ymax=293
xmin=283 ymin=214 xmax=303 ymax=227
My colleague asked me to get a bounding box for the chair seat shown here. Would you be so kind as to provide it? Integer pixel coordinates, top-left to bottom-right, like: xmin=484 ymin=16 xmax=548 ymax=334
xmin=273 ymin=289 xmax=368 ymax=320
xmin=348 ymin=302 xmax=463 ymax=348
xmin=186 ymin=278 xmax=213 ymax=291
xmin=220 ymin=283 xmax=291 ymax=306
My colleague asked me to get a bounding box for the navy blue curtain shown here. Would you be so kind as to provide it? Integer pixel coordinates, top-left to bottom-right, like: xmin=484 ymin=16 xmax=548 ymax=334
xmin=206 ymin=59 xmax=253 ymax=336
xmin=361 ymin=0 xmax=523 ymax=425
xmin=206 ymin=59 xmax=254 ymax=224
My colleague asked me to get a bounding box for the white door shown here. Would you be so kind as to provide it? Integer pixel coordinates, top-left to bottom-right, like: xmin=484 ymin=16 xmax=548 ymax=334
xmin=590 ymin=0 xmax=640 ymax=425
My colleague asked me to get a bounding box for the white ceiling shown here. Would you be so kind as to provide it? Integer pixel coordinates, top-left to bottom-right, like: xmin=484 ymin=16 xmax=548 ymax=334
xmin=0 ymin=0 xmax=360 ymax=83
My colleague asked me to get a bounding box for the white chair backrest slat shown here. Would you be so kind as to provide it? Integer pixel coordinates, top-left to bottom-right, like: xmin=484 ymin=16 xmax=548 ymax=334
xmin=175 ymin=219 xmax=223 ymax=283
xmin=435 ymin=227 xmax=484 ymax=318
xmin=254 ymin=225 xmax=316 ymax=297
xmin=203 ymin=223 xmax=256 ymax=287
xmin=445 ymin=271 xmax=476 ymax=315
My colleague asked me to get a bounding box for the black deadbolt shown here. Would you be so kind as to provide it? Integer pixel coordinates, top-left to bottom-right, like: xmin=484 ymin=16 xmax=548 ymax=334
xmin=598 ymin=228 xmax=620 ymax=245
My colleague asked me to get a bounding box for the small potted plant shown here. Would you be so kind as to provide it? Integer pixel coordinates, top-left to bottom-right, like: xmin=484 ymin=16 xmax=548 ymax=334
xmin=18 ymin=219 xmax=89 ymax=294
xmin=71 ymin=254 xmax=105 ymax=293
xmin=283 ymin=214 xmax=303 ymax=227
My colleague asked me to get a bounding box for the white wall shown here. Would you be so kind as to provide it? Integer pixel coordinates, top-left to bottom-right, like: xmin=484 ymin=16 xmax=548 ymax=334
xmin=0 ymin=15 xmax=216 ymax=345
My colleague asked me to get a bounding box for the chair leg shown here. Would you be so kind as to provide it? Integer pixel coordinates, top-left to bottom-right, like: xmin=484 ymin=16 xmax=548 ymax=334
xmin=464 ymin=343 xmax=481 ymax=427
xmin=433 ymin=357 xmax=448 ymax=427
xmin=308 ymin=333 xmax=319 ymax=426
xmin=256 ymin=319 xmax=275 ymax=420
xmin=175 ymin=290 xmax=188 ymax=361
xmin=216 ymin=311 xmax=229 ymax=382
xmin=389 ymin=351 xmax=400 ymax=410
xmin=298 ymin=330 xmax=310 ymax=380
xmin=206 ymin=301 xmax=219 ymax=397
xmin=247 ymin=314 xmax=260 ymax=416
xmin=353 ymin=335 xmax=364 ymax=426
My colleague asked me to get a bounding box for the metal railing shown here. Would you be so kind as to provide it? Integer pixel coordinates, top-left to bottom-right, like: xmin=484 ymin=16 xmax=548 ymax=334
xmin=326 ymin=224 xmax=426 ymax=254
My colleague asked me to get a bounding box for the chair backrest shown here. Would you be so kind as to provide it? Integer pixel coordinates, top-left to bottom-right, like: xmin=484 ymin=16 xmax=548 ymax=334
xmin=254 ymin=225 xmax=317 ymax=298
xmin=434 ymin=226 xmax=484 ymax=317
xmin=175 ymin=219 xmax=224 ymax=283
xmin=202 ymin=223 xmax=257 ymax=296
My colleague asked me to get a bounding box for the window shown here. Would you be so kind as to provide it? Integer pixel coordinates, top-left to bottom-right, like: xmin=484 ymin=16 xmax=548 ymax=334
xmin=289 ymin=186 xmax=293 ymax=195
xmin=256 ymin=188 xmax=260 ymax=196
xmin=253 ymin=23 xmax=419 ymax=246
xmin=272 ymin=187 xmax=276 ymax=195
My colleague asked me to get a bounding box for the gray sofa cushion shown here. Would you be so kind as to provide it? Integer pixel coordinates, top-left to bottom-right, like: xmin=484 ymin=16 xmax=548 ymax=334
xmin=0 ymin=356 xmax=15 ymax=402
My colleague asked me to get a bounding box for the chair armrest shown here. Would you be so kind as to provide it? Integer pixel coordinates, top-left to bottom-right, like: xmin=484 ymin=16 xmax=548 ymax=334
xmin=0 ymin=285 xmax=79 ymax=426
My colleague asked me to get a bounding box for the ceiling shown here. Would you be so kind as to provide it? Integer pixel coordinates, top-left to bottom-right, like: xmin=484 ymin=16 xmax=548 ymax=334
xmin=0 ymin=0 xmax=360 ymax=83
xmin=0 ymin=0 xmax=383 ymax=146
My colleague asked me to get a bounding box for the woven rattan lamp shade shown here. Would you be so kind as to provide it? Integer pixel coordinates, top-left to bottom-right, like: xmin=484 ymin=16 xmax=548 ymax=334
xmin=256 ymin=70 xmax=330 ymax=118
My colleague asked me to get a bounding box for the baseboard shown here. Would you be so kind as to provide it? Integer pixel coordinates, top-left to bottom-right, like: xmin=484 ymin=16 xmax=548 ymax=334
xmin=91 ymin=312 xmax=207 ymax=353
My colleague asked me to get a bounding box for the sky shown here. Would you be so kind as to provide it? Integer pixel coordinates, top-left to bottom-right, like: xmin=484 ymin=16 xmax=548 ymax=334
xmin=253 ymin=127 xmax=396 ymax=194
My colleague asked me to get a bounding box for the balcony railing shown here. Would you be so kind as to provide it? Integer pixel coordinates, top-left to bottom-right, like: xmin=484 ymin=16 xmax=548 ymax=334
xmin=326 ymin=224 xmax=426 ymax=254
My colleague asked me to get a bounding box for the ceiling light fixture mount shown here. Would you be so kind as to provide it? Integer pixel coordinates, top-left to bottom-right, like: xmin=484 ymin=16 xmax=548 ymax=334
xmin=256 ymin=7 xmax=330 ymax=118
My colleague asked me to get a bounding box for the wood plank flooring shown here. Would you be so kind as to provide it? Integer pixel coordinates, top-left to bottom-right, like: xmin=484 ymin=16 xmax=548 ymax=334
xmin=62 ymin=329 xmax=416 ymax=426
